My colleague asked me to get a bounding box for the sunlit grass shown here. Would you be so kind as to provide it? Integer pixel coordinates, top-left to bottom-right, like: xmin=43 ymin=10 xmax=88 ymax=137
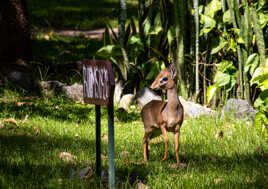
xmin=0 ymin=89 xmax=267 ymax=188
xmin=27 ymin=0 xmax=138 ymax=29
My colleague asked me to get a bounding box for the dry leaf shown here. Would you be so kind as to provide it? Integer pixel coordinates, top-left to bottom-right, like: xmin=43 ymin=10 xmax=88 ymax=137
xmin=215 ymin=130 xmax=224 ymax=138
xmin=55 ymin=106 xmax=59 ymax=110
xmin=119 ymin=151 xmax=130 ymax=158
xmin=21 ymin=114 xmax=29 ymax=124
xmin=58 ymin=178 xmax=63 ymax=184
xmin=101 ymin=154 xmax=108 ymax=160
xmin=151 ymin=138 xmax=162 ymax=144
xmin=211 ymin=156 xmax=217 ymax=162
xmin=79 ymin=167 xmax=93 ymax=180
xmin=214 ymin=178 xmax=222 ymax=183
xmin=3 ymin=118 xmax=17 ymax=125
xmin=16 ymin=102 xmax=26 ymax=107
xmin=59 ymin=152 xmax=77 ymax=162
xmin=0 ymin=122 xmax=4 ymax=128
xmin=33 ymin=126 xmax=40 ymax=136
xmin=102 ymin=134 xmax=108 ymax=143
xmin=167 ymin=163 xmax=178 ymax=169
xmin=74 ymin=133 xmax=79 ymax=137
xmin=180 ymin=152 xmax=187 ymax=159
xmin=137 ymin=182 xmax=149 ymax=189
xmin=256 ymin=146 xmax=263 ymax=153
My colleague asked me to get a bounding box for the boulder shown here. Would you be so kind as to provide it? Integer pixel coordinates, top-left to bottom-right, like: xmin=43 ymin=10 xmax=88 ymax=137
xmin=118 ymin=94 xmax=135 ymax=113
xmin=40 ymin=81 xmax=83 ymax=101
xmin=135 ymin=87 xmax=161 ymax=108
xmin=179 ymin=96 xmax=217 ymax=118
xmin=62 ymin=83 xmax=83 ymax=102
xmin=221 ymin=98 xmax=257 ymax=121
xmin=114 ymin=80 xmax=124 ymax=104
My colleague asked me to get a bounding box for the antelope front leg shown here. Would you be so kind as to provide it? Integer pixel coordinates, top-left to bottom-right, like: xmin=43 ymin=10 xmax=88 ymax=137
xmin=143 ymin=135 xmax=149 ymax=162
xmin=174 ymin=131 xmax=180 ymax=165
xmin=160 ymin=125 xmax=169 ymax=161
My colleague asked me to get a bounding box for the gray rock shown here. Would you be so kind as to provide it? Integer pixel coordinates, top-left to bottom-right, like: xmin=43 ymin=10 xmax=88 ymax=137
xmin=40 ymin=80 xmax=64 ymax=96
xmin=40 ymin=81 xmax=83 ymax=101
xmin=135 ymin=87 xmax=161 ymax=108
xmin=118 ymin=94 xmax=135 ymax=112
xmin=6 ymin=70 xmax=32 ymax=90
xmin=62 ymin=83 xmax=83 ymax=101
xmin=179 ymin=96 xmax=217 ymax=118
xmin=221 ymin=98 xmax=257 ymax=121
xmin=114 ymin=80 xmax=124 ymax=104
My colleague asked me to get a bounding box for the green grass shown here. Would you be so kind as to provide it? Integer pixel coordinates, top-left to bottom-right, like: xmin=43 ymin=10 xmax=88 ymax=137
xmin=27 ymin=0 xmax=138 ymax=29
xmin=0 ymin=89 xmax=267 ymax=188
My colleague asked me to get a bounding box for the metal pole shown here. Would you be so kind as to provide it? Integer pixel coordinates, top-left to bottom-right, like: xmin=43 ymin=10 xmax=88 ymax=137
xmin=108 ymin=104 xmax=115 ymax=189
xmin=95 ymin=105 xmax=101 ymax=177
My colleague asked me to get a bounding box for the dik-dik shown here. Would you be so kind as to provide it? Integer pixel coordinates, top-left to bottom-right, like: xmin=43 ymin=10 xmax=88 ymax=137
xmin=141 ymin=63 xmax=184 ymax=166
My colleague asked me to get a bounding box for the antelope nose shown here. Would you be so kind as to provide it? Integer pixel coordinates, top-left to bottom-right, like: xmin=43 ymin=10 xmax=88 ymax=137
xmin=150 ymin=82 xmax=157 ymax=89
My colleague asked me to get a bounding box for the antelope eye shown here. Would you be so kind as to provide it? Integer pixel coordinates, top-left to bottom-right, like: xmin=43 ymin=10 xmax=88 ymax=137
xmin=160 ymin=77 xmax=168 ymax=83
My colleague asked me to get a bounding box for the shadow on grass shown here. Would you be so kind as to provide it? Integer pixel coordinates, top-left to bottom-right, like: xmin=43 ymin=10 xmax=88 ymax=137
xmin=27 ymin=0 xmax=138 ymax=29
xmin=0 ymin=100 xmax=94 ymax=123
xmin=0 ymin=128 xmax=104 ymax=187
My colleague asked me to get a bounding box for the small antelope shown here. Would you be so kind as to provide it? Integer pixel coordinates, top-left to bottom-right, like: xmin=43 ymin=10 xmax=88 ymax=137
xmin=141 ymin=63 xmax=184 ymax=166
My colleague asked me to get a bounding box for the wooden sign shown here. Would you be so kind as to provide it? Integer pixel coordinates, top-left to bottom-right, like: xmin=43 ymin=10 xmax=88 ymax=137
xmin=83 ymin=60 xmax=115 ymax=106
xmin=82 ymin=59 xmax=116 ymax=189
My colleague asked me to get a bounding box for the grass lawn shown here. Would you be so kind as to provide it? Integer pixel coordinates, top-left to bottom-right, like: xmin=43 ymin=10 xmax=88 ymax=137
xmin=0 ymin=89 xmax=267 ymax=188
xmin=27 ymin=0 xmax=138 ymax=29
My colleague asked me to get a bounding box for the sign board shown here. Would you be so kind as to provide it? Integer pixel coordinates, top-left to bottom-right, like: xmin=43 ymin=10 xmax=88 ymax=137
xmin=82 ymin=59 xmax=116 ymax=189
xmin=83 ymin=60 xmax=115 ymax=106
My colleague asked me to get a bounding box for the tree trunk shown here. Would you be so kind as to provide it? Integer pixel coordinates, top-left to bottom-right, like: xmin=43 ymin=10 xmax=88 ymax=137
xmin=174 ymin=0 xmax=188 ymax=99
xmin=227 ymin=0 xmax=244 ymax=98
xmin=118 ymin=0 xmax=129 ymax=81
xmin=0 ymin=0 xmax=32 ymax=61
xmin=0 ymin=0 xmax=37 ymax=91
xmin=193 ymin=0 xmax=199 ymax=100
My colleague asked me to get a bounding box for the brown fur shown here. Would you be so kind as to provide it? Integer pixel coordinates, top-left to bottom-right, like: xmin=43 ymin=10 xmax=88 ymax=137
xmin=141 ymin=63 xmax=184 ymax=165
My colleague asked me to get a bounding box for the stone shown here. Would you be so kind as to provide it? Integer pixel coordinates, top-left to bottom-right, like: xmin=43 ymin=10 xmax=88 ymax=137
xmin=118 ymin=94 xmax=135 ymax=113
xmin=114 ymin=80 xmax=124 ymax=104
xmin=221 ymin=98 xmax=257 ymax=122
xmin=135 ymin=87 xmax=161 ymax=108
xmin=40 ymin=81 xmax=83 ymax=101
xmin=179 ymin=96 xmax=217 ymax=118
xmin=62 ymin=83 xmax=83 ymax=101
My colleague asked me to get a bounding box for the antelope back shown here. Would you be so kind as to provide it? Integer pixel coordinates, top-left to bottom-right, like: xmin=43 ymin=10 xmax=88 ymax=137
xmin=150 ymin=63 xmax=177 ymax=90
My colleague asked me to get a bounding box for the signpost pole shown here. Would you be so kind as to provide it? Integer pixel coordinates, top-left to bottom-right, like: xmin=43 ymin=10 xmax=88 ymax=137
xmin=95 ymin=105 xmax=101 ymax=177
xmin=108 ymin=103 xmax=115 ymax=189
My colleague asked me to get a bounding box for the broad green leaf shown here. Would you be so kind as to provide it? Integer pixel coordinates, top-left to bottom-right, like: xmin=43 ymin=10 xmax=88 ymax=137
xmin=259 ymin=12 xmax=268 ymax=28
xmin=205 ymin=0 xmax=221 ymax=17
xmin=254 ymin=111 xmax=268 ymax=127
xmin=200 ymin=14 xmax=216 ymax=35
xmin=244 ymin=53 xmax=259 ymax=75
xmin=216 ymin=60 xmax=236 ymax=73
xmin=258 ymin=79 xmax=268 ymax=91
xmin=149 ymin=25 xmax=162 ymax=35
xmin=227 ymin=38 xmax=237 ymax=52
xmin=129 ymin=35 xmax=143 ymax=46
xmin=223 ymin=10 xmax=232 ymax=24
xmin=211 ymin=39 xmax=228 ymax=54
xmin=251 ymin=67 xmax=268 ymax=85
xmin=214 ymin=72 xmax=230 ymax=87
xmin=143 ymin=18 xmax=151 ymax=36
xmin=97 ymin=45 xmax=115 ymax=55
xmin=167 ymin=27 xmax=175 ymax=45
xmin=237 ymin=37 xmax=245 ymax=44
xmin=154 ymin=13 xmax=162 ymax=27
xmin=207 ymin=84 xmax=219 ymax=103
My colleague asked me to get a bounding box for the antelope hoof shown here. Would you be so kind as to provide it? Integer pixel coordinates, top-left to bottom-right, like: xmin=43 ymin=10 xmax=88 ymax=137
xmin=178 ymin=163 xmax=187 ymax=168
xmin=162 ymin=156 xmax=167 ymax=161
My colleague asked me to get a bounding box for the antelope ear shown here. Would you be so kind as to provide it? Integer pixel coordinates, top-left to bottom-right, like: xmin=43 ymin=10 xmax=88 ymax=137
xmin=169 ymin=63 xmax=177 ymax=79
